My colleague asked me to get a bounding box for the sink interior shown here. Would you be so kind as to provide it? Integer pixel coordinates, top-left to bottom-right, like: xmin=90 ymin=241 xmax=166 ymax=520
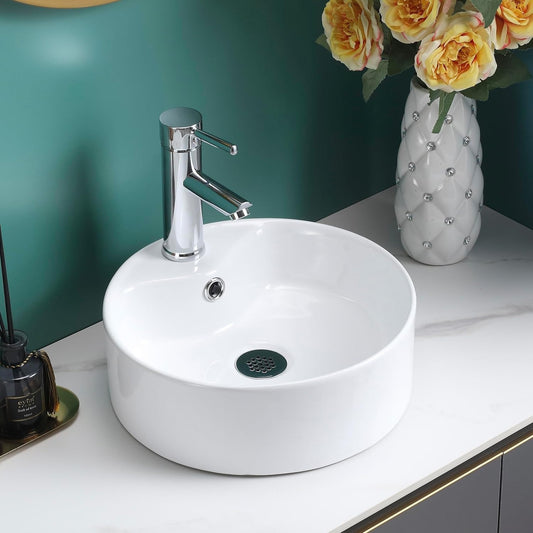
xmin=106 ymin=220 xmax=413 ymax=387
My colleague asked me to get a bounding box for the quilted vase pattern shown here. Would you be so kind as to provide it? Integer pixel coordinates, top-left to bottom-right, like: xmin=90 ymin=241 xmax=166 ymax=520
xmin=395 ymin=80 xmax=483 ymax=265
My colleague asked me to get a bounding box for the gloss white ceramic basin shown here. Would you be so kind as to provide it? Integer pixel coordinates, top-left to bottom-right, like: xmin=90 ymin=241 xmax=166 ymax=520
xmin=103 ymin=219 xmax=416 ymax=475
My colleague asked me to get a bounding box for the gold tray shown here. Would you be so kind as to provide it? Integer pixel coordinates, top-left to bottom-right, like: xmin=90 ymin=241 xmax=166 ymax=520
xmin=0 ymin=386 xmax=79 ymax=457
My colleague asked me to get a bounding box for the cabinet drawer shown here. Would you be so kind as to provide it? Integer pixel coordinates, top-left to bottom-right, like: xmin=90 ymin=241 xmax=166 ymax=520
xmin=346 ymin=424 xmax=533 ymax=533
xmin=369 ymin=456 xmax=501 ymax=533
xmin=499 ymin=435 xmax=533 ymax=533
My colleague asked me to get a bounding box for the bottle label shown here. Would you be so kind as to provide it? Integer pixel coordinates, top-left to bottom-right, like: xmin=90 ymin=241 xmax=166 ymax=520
xmin=6 ymin=389 xmax=43 ymax=423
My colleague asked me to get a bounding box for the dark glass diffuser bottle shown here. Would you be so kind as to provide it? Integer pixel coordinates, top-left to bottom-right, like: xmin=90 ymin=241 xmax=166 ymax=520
xmin=0 ymin=330 xmax=45 ymax=439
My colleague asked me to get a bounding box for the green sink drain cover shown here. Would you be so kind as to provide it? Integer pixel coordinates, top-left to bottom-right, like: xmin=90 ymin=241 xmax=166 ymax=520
xmin=235 ymin=350 xmax=287 ymax=378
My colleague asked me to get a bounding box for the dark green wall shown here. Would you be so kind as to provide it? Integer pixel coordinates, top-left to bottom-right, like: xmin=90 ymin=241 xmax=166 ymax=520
xmin=0 ymin=0 xmax=530 ymax=349
xmin=478 ymin=54 xmax=533 ymax=230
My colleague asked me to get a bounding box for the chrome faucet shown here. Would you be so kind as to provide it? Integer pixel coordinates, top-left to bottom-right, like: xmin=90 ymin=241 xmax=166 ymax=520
xmin=159 ymin=107 xmax=252 ymax=261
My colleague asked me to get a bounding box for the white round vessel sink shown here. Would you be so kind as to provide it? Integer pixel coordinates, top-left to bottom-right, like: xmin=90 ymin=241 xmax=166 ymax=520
xmin=104 ymin=219 xmax=416 ymax=475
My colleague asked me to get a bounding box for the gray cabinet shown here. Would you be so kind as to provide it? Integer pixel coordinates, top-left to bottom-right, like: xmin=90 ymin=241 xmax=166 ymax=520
xmin=372 ymin=457 xmax=501 ymax=533
xmin=499 ymin=436 xmax=533 ymax=533
xmin=346 ymin=427 xmax=533 ymax=533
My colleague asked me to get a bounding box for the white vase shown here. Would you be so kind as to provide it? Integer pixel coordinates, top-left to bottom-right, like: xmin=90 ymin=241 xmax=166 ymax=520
xmin=395 ymin=79 xmax=484 ymax=265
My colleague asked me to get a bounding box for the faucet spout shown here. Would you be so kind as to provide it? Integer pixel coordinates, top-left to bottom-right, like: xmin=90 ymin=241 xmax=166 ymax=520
xmin=230 ymin=208 xmax=250 ymax=220
xmin=159 ymin=107 xmax=252 ymax=262
xmin=184 ymin=169 xmax=252 ymax=220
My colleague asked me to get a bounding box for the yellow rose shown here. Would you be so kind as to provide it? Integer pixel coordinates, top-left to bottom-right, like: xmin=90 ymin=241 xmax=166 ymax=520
xmin=415 ymin=11 xmax=497 ymax=92
xmin=380 ymin=0 xmax=454 ymax=44
xmin=322 ymin=0 xmax=384 ymax=70
xmin=490 ymin=0 xmax=533 ymax=49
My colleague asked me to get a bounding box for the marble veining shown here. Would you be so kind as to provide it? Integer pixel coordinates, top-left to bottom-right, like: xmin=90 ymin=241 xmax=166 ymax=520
xmin=416 ymin=304 xmax=533 ymax=337
xmin=469 ymin=256 xmax=533 ymax=265
xmin=53 ymin=358 xmax=107 ymax=373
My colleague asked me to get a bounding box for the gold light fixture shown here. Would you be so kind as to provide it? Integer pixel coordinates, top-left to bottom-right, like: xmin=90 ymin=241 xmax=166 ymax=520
xmin=14 ymin=0 xmax=119 ymax=7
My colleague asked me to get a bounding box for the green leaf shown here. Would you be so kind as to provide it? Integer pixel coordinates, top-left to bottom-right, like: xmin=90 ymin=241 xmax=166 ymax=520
xmin=518 ymin=39 xmax=533 ymax=50
xmin=428 ymin=88 xmax=444 ymax=103
xmin=381 ymin=23 xmax=393 ymax=56
xmin=453 ymin=0 xmax=466 ymax=14
xmin=432 ymin=93 xmax=455 ymax=133
xmin=488 ymin=52 xmax=532 ymax=89
xmin=315 ymin=33 xmax=330 ymax=52
xmin=362 ymin=60 xmax=389 ymax=102
xmin=470 ymin=0 xmax=501 ymax=26
xmin=461 ymin=53 xmax=531 ymax=100
xmin=462 ymin=83 xmax=490 ymax=100
xmin=387 ymin=39 xmax=418 ymax=76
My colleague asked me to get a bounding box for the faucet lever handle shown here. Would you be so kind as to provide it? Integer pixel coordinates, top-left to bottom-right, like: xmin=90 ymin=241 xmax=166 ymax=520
xmin=193 ymin=128 xmax=238 ymax=156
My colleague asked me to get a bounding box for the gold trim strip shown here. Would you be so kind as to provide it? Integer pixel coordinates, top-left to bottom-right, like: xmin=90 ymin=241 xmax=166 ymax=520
xmin=503 ymin=432 xmax=533 ymax=455
xmin=353 ymin=423 xmax=533 ymax=533
xmin=358 ymin=453 xmax=503 ymax=533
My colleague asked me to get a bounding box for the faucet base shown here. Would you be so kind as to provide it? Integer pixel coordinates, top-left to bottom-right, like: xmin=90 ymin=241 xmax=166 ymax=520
xmin=161 ymin=244 xmax=204 ymax=262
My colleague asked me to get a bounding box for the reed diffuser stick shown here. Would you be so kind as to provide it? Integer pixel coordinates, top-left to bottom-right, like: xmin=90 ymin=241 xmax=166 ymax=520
xmin=0 ymin=226 xmax=15 ymax=344
xmin=0 ymin=312 xmax=6 ymax=343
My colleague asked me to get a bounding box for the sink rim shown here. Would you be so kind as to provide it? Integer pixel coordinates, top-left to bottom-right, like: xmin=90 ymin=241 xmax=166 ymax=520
xmin=103 ymin=218 xmax=416 ymax=392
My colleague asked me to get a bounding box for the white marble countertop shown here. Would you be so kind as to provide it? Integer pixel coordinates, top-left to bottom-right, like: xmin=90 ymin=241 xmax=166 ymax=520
xmin=1 ymin=187 xmax=532 ymax=533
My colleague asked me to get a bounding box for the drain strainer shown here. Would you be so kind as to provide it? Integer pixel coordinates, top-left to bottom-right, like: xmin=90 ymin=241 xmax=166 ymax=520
xmin=236 ymin=350 xmax=287 ymax=378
